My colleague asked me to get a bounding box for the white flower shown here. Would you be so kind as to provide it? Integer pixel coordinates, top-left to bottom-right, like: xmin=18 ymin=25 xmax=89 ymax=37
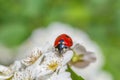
xmin=21 ymin=47 xmax=42 ymax=66
xmin=17 ymin=22 xmax=112 ymax=80
xmin=0 ymin=45 xmax=73 ymax=80
xmin=70 ymin=43 xmax=96 ymax=68
xmin=33 ymin=48 xmax=73 ymax=80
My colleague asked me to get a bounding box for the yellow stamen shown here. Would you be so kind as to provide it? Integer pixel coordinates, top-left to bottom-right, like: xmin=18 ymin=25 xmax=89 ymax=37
xmin=71 ymin=51 xmax=84 ymax=62
xmin=47 ymin=61 xmax=59 ymax=71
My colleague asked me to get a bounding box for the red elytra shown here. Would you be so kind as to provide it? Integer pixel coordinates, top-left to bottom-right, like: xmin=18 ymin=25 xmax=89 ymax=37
xmin=54 ymin=34 xmax=73 ymax=47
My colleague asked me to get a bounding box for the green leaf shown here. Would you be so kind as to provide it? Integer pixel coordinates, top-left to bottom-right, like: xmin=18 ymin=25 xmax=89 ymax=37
xmin=67 ymin=65 xmax=84 ymax=80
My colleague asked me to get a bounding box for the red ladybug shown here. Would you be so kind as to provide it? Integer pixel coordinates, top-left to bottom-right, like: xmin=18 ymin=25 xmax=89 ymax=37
xmin=54 ymin=34 xmax=73 ymax=54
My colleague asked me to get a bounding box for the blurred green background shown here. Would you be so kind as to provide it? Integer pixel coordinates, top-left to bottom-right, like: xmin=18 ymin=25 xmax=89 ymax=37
xmin=0 ymin=0 xmax=120 ymax=80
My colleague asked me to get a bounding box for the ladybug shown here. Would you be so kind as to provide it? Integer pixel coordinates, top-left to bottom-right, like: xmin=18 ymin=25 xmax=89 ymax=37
xmin=54 ymin=34 xmax=73 ymax=54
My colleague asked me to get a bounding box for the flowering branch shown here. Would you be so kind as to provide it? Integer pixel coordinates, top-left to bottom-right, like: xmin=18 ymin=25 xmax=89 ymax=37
xmin=0 ymin=42 xmax=96 ymax=80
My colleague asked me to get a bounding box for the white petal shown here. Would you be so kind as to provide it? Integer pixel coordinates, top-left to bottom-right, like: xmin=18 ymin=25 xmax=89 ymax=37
xmin=49 ymin=72 xmax=71 ymax=80
xmin=0 ymin=65 xmax=13 ymax=79
xmin=21 ymin=47 xmax=42 ymax=66
xmin=83 ymin=52 xmax=96 ymax=62
xmin=73 ymin=43 xmax=86 ymax=54
xmin=10 ymin=61 xmax=23 ymax=72
xmin=62 ymin=51 xmax=73 ymax=66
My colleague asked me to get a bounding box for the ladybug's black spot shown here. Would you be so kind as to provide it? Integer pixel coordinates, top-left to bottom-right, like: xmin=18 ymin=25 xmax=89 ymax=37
xmin=66 ymin=35 xmax=70 ymax=38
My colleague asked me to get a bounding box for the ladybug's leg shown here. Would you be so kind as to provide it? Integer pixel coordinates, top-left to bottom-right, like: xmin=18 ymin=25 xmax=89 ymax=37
xmin=55 ymin=48 xmax=63 ymax=57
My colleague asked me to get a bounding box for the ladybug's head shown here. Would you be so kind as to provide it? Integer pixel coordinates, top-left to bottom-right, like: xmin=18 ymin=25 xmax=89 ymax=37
xmin=54 ymin=34 xmax=73 ymax=54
